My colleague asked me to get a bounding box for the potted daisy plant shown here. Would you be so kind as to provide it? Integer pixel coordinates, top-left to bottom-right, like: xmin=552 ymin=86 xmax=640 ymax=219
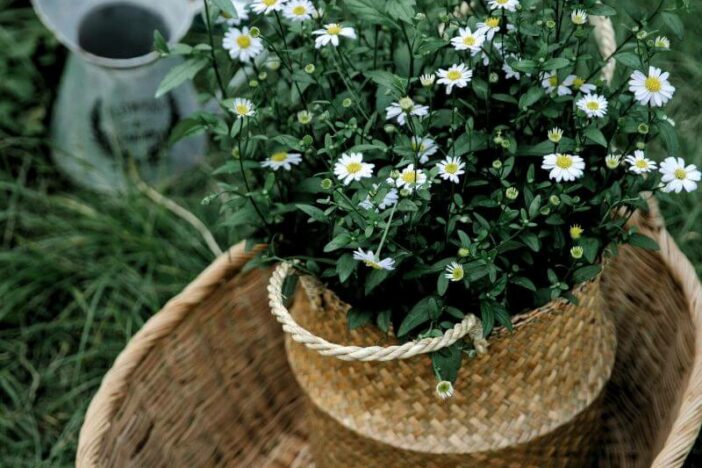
xmin=157 ymin=0 xmax=694 ymax=436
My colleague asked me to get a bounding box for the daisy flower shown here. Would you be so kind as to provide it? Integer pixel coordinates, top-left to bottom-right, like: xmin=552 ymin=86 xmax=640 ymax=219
xmin=396 ymin=164 xmax=427 ymax=192
xmin=353 ymin=249 xmax=396 ymax=271
xmin=312 ymin=23 xmax=356 ymax=48
xmin=605 ymin=154 xmax=622 ymax=169
xmin=576 ymin=94 xmax=608 ymax=119
xmin=451 ymin=27 xmax=486 ymax=55
xmin=251 ymin=0 xmax=286 ymax=15
xmin=542 ymin=153 xmax=586 ymax=182
xmin=411 ymin=137 xmax=439 ymax=164
xmin=420 ymin=73 xmax=436 ymax=87
xmin=359 ymin=185 xmax=399 ymax=211
xmin=565 ymin=75 xmax=596 ymax=94
xmin=436 ymin=157 xmax=466 ymax=184
xmin=625 ymin=150 xmax=657 ymax=174
xmin=628 ymin=67 xmax=676 ymax=107
xmin=385 ymin=97 xmax=429 ymax=126
xmin=488 ymin=0 xmax=519 ymax=12
xmin=542 ymin=72 xmax=572 ymax=96
xmin=654 ymin=36 xmax=670 ymax=50
xmin=445 ymin=262 xmax=465 ymax=282
xmin=437 ymin=64 xmax=473 ymax=95
xmin=660 ymin=157 xmax=701 ymax=193
xmin=333 ymin=152 xmax=374 ymax=185
xmin=260 ymin=151 xmax=302 ymax=171
xmin=571 ymin=9 xmax=588 ymax=25
xmin=229 ymin=98 xmax=256 ymax=118
xmin=223 ymin=27 xmax=264 ymax=62
xmin=477 ymin=17 xmax=501 ymax=41
xmin=548 ymin=127 xmax=564 ymax=143
xmin=283 ymin=0 xmax=315 ymax=21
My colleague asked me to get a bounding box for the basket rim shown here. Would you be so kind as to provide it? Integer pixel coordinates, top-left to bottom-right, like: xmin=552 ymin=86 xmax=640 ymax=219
xmin=75 ymin=243 xmax=262 ymax=467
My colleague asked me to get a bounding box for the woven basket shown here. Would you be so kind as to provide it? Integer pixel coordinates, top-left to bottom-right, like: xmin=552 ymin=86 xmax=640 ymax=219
xmin=76 ymin=203 xmax=702 ymax=467
xmin=270 ymin=266 xmax=616 ymax=466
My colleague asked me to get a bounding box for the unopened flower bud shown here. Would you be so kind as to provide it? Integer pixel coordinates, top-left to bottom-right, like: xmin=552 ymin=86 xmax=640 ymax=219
xmin=506 ymin=187 xmax=519 ymax=200
xmin=321 ymin=178 xmax=333 ymax=190
xmin=305 ymin=63 xmax=316 ymax=74
xmin=458 ymin=247 xmax=471 ymax=257
xmin=570 ymin=246 xmax=584 ymax=260
xmin=250 ymin=27 xmax=261 ymax=38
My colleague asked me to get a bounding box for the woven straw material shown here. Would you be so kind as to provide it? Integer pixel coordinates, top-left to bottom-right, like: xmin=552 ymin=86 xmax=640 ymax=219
xmin=282 ymin=269 xmax=616 ymax=465
xmin=76 ymin=203 xmax=702 ymax=467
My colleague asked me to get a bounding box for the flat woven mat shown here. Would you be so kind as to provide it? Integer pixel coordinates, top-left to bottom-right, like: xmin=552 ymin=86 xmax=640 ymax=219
xmin=76 ymin=204 xmax=702 ymax=467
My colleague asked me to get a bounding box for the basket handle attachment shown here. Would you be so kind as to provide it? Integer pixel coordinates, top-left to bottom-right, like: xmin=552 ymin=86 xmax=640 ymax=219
xmin=267 ymin=262 xmax=488 ymax=362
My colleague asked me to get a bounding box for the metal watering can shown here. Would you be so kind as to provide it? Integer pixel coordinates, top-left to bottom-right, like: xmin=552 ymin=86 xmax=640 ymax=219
xmin=31 ymin=0 xmax=206 ymax=192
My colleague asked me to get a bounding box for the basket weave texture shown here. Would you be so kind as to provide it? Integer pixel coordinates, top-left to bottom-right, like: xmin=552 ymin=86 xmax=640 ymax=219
xmin=76 ymin=204 xmax=702 ymax=468
xmin=282 ymin=272 xmax=616 ymax=466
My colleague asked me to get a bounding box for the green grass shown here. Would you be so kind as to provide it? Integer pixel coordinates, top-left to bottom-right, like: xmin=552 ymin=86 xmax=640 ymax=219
xmin=1 ymin=0 xmax=701 ymax=466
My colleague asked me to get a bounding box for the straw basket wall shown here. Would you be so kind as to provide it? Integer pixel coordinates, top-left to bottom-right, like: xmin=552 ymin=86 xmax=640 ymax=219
xmin=272 ymin=269 xmax=615 ymax=466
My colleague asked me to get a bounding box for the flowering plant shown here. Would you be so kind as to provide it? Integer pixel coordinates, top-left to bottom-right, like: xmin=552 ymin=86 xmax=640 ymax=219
xmin=158 ymin=0 xmax=692 ymax=383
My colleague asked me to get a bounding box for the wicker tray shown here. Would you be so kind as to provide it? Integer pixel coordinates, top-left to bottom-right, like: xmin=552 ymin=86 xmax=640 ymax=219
xmin=76 ymin=204 xmax=702 ymax=467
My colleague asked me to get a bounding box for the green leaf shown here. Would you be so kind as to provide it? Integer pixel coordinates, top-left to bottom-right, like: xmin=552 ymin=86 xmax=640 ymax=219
xmin=398 ymin=297 xmax=435 ymax=337
xmin=480 ymin=301 xmax=496 ymax=336
xmin=542 ymin=58 xmax=571 ymax=71
xmin=365 ymin=70 xmax=408 ymax=95
xmin=385 ymin=0 xmax=416 ymax=23
xmin=629 ymin=233 xmax=660 ymax=251
xmin=155 ymin=57 xmax=208 ymax=98
xmin=168 ymin=118 xmax=206 ymax=145
xmin=660 ymin=12 xmax=684 ymax=39
xmin=583 ymin=127 xmax=608 ymax=147
xmin=153 ymin=30 xmax=169 ymax=55
xmin=472 ymin=78 xmax=488 ymax=100
xmin=336 ymin=253 xmax=355 ymax=282
xmin=365 ymin=269 xmax=390 ymax=295
xmin=323 ymin=233 xmax=351 ymax=252
xmin=377 ymin=309 xmax=392 ymax=333
xmin=511 ymin=276 xmax=536 ymax=291
xmin=437 ymin=273 xmax=449 ymax=296
xmin=296 ymin=204 xmax=327 ymax=223
xmin=657 ymin=120 xmax=679 ymax=154
xmin=519 ymin=86 xmax=544 ymax=109
xmin=344 ymin=0 xmax=396 ymax=27
xmin=572 ymin=264 xmax=603 ymax=283
xmin=347 ymin=308 xmax=372 ymax=330
xmin=614 ymin=52 xmax=643 ymax=70
xmin=521 ymin=232 xmax=541 ymax=252
xmin=431 ymin=344 xmax=462 ymax=383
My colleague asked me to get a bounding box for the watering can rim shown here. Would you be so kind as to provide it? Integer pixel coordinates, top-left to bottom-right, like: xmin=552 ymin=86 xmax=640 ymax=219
xmin=30 ymin=0 xmax=204 ymax=69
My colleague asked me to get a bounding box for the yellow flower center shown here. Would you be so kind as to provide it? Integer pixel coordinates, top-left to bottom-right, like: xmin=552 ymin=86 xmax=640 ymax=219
xmin=570 ymin=225 xmax=584 ymax=239
xmin=399 ymin=97 xmax=414 ymax=111
xmin=445 ymin=163 xmax=459 ymax=174
xmin=645 ymin=77 xmax=662 ymax=93
xmin=675 ymin=168 xmax=687 ymax=180
xmin=586 ymin=101 xmax=600 ymax=111
xmin=364 ymin=260 xmax=383 ymax=270
xmin=486 ymin=17 xmax=500 ymax=28
xmin=236 ymin=35 xmax=252 ymax=49
xmin=263 ymin=0 xmax=277 ymax=5
xmin=235 ymin=104 xmax=250 ymax=115
xmin=573 ymin=77 xmax=585 ymax=89
xmin=327 ymin=24 xmax=342 ymax=35
xmin=555 ymin=154 xmax=573 ymax=169
xmin=411 ymin=142 xmax=427 ymax=152
xmin=549 ymin=75 xmax=559 ymax=87
xmin=635 ymin=160 xmax=649 ymax=169
xmin=292 ymin=5 xmax=307 ymax=15
xmin=271 ymin=152 xmax=288 ymax=162
xmin=496 ymin=0 xmax=508 ymax=4
xmin=451 ymin=267 xmax=464 ymax=280
xmin=345 ymin=162 xmax=363 ymax=174
xmin=447 ymin=70 xmax=462 ymax=81
xmin=463 ymin=35 xmax=476 ymax=46
xmin=402 ymin=171 xmax=417 ymax=183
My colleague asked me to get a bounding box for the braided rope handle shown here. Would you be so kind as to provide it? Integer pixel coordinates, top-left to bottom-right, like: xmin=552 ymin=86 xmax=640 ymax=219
xmin=267 ymin=262 xmax=488 ymax=362
xmin=590 ymin=15 xmax=617 ymax=84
